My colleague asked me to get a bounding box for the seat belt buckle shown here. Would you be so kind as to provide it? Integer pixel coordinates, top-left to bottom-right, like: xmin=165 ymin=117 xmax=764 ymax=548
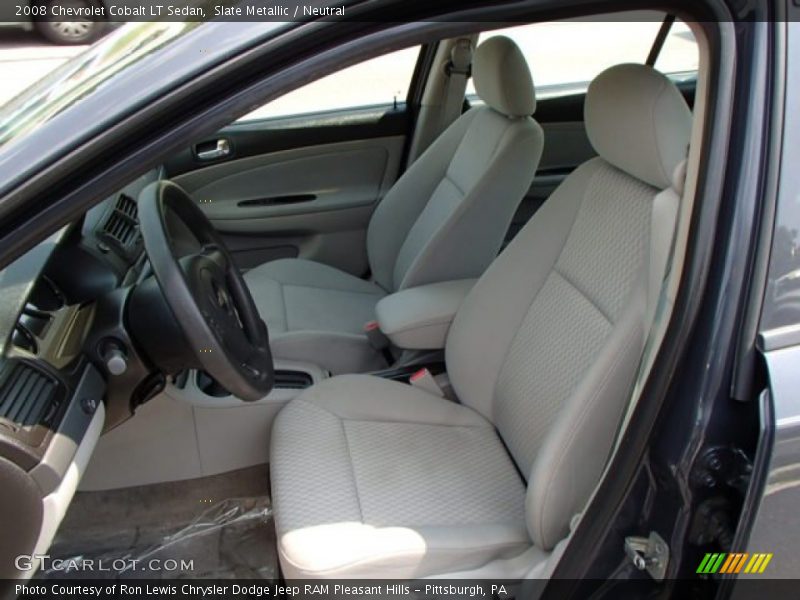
xmin=364 ymin=320 xmax=389 ymax=351
xmin=409 ymin=368 xmax=444 ymax=397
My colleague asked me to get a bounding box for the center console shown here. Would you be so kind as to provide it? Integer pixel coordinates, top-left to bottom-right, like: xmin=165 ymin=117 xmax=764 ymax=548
xmin=178 ymin=359 xmax=326 ymax=407
xmin=374 ymin=279 xmax=476 ymax=350
xmin=195 ymin=367 xmax=315 ymax=398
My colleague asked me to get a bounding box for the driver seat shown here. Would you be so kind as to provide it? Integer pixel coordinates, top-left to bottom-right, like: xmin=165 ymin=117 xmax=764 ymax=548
xmin=270 ymin=64 xmax=692 ymax=579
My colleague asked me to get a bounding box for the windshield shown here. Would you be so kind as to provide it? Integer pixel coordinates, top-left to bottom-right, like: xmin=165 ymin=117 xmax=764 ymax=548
xmin=0 ymin=21 xmax=199 ymax=146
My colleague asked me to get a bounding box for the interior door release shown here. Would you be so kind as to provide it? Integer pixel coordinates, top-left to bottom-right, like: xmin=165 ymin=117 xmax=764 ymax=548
xmin=196 ymin=139 xmax=231 ymax=161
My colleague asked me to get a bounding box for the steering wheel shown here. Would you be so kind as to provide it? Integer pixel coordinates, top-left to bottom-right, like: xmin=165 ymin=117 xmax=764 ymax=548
xmin=138 ymin=180 xmax=273 ymax=401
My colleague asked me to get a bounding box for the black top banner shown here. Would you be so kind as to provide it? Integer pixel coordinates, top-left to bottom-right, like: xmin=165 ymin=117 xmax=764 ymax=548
xmin=5 ymin=1 xmax=351 ymax=23
xmin=5 ymin=1 xmax=367 ymax=22
xmin=1 ymin=0 xmax=771 ymax=23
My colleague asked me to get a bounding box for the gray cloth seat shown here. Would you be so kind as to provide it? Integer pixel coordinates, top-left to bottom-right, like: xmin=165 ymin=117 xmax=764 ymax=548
xmin=271 ymin=375 xmax=532 ymax=578
xmin=270 ymin=63 xmax=693 ymax=579
xmin=246 ymin=36 xmax=544 ymax=374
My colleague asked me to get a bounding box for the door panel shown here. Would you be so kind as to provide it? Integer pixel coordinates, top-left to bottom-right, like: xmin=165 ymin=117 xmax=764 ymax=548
xmin=175 ymin=138 xmax=402 ymax=222
xmin=166 ymin=110 xmax=408 ymax=275
xmin=176 ymin=136 xmax=404 ymax=275
xmin=165 ymin=106 xmax=411 ymax=176
xmin=161 ymin=44 xmax=423 ymax=275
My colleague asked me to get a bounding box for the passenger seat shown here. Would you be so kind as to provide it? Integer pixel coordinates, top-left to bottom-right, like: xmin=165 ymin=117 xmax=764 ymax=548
xmin=269 ymin=63 xmax=693 ymax=579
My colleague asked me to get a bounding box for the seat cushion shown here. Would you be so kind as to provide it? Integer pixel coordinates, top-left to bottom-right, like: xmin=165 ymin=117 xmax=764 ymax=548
xmin=270 ymin=375 xmax=530 ymax=579
xmin=244 ymin=259 xmax=387 ymax=373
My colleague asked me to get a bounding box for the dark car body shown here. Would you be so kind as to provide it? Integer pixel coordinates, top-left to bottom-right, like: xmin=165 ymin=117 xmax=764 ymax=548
xmin=0 ymin=0 xmax=797 ymax=596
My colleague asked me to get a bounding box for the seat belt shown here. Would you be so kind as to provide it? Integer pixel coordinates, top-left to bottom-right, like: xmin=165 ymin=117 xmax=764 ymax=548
xmin=559 ymin=160 xmax=686 ymax=543
xmin=404 ymin=38 xmax=473 ymax=163
xmin=616 ymin=159 xmax=688 ymax=449
xmin=438 ymin=39 xmax=473 ymax=135
xmin=566 ymin=160 xmax=687 ymax=546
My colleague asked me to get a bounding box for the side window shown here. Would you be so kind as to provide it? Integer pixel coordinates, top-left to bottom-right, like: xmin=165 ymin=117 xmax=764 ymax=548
xmin=467 ymin=16 xmax=698 ymax=100
xmin=655 ymin=21 xmax=699 ymax=74
xmin=237 ymin=47 xmax=421 ymax=122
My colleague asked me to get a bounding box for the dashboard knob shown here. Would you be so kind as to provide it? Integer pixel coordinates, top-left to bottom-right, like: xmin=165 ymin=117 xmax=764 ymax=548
xmin=105 ymin=348 xmax=128 ymax=376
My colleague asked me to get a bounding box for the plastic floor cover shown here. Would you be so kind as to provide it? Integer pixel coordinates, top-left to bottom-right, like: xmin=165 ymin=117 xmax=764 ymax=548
xmin=37 ymin=465 xmax=278 ymax=580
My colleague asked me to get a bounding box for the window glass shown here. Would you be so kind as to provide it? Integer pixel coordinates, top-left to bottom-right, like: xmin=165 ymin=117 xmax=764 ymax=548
xmin=467 ymin=15 xmax=698 ymax=99
xmin=238 ymin=47 xmax=420 ymax=122
xmin=655 ymin=21 xmax=699 ymax=73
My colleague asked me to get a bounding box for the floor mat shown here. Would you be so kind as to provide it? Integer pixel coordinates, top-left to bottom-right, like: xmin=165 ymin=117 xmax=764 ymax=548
xmin=39 ymin=465 xmax=277 ymax=580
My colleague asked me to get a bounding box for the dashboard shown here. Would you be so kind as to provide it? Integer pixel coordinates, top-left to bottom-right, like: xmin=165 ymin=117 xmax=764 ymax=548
xmin=0 ymin=168 xmax=161 ymax=579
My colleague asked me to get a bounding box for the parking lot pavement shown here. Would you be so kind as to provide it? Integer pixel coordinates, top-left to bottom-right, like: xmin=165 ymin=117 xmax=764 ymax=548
xmin=0 ymin=30 xmax=86 ymax=106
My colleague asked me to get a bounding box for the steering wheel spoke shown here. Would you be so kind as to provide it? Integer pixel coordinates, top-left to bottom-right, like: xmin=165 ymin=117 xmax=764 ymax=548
xmin=200 ymin=243 xmax=229 ymax=270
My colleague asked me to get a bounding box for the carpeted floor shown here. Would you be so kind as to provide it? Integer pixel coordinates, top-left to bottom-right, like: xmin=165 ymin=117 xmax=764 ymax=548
xmin=39 ymin=465 xmax=278 ymax=580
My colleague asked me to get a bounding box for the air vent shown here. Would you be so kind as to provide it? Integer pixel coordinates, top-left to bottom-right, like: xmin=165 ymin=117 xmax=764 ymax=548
xmin=11 ymin=306 xmax=52 ymax=355
xmin=11 ymin=324 xmax=37 ymax=354
xmin=101 ymin=194 xmax=140 ymax=250
xmin=116 ymin=193 xmax=137 ymax=219
xmin=0 ymin=362 xmax=60 ymax=429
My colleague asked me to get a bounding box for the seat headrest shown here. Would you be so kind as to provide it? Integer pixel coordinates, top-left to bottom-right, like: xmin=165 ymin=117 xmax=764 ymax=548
xmin=472 ymin=36 xmax=536 ymax=118
xmin=585 ymin=63 xmax=692 ymax=189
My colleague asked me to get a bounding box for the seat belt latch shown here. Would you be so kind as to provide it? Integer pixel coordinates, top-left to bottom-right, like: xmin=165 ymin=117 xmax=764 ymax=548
xmin=409 ymin=368 xmax=444 ymax=397
xmin=364 ymin=320 xmax=390 ymax=351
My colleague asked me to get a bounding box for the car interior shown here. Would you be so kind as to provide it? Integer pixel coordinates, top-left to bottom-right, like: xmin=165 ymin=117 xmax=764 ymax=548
xmin=0 ymin=9 xmax=711 ymax=584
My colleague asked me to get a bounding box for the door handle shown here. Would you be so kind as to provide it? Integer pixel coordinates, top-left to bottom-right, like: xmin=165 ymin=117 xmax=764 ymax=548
xmin=195 ymin=139 xmax=231 ymax=161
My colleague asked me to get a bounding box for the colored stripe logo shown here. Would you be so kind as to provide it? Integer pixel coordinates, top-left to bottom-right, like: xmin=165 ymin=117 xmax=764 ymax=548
xmin=697 ymin=552 xmax=773 ymax=574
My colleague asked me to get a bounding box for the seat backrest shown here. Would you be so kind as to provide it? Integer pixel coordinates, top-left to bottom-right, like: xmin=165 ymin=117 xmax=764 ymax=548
xmin=366 ymin=36 xmax=544 ymax=293
xmin=445 ymin=64 xmax=692 ymax=551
